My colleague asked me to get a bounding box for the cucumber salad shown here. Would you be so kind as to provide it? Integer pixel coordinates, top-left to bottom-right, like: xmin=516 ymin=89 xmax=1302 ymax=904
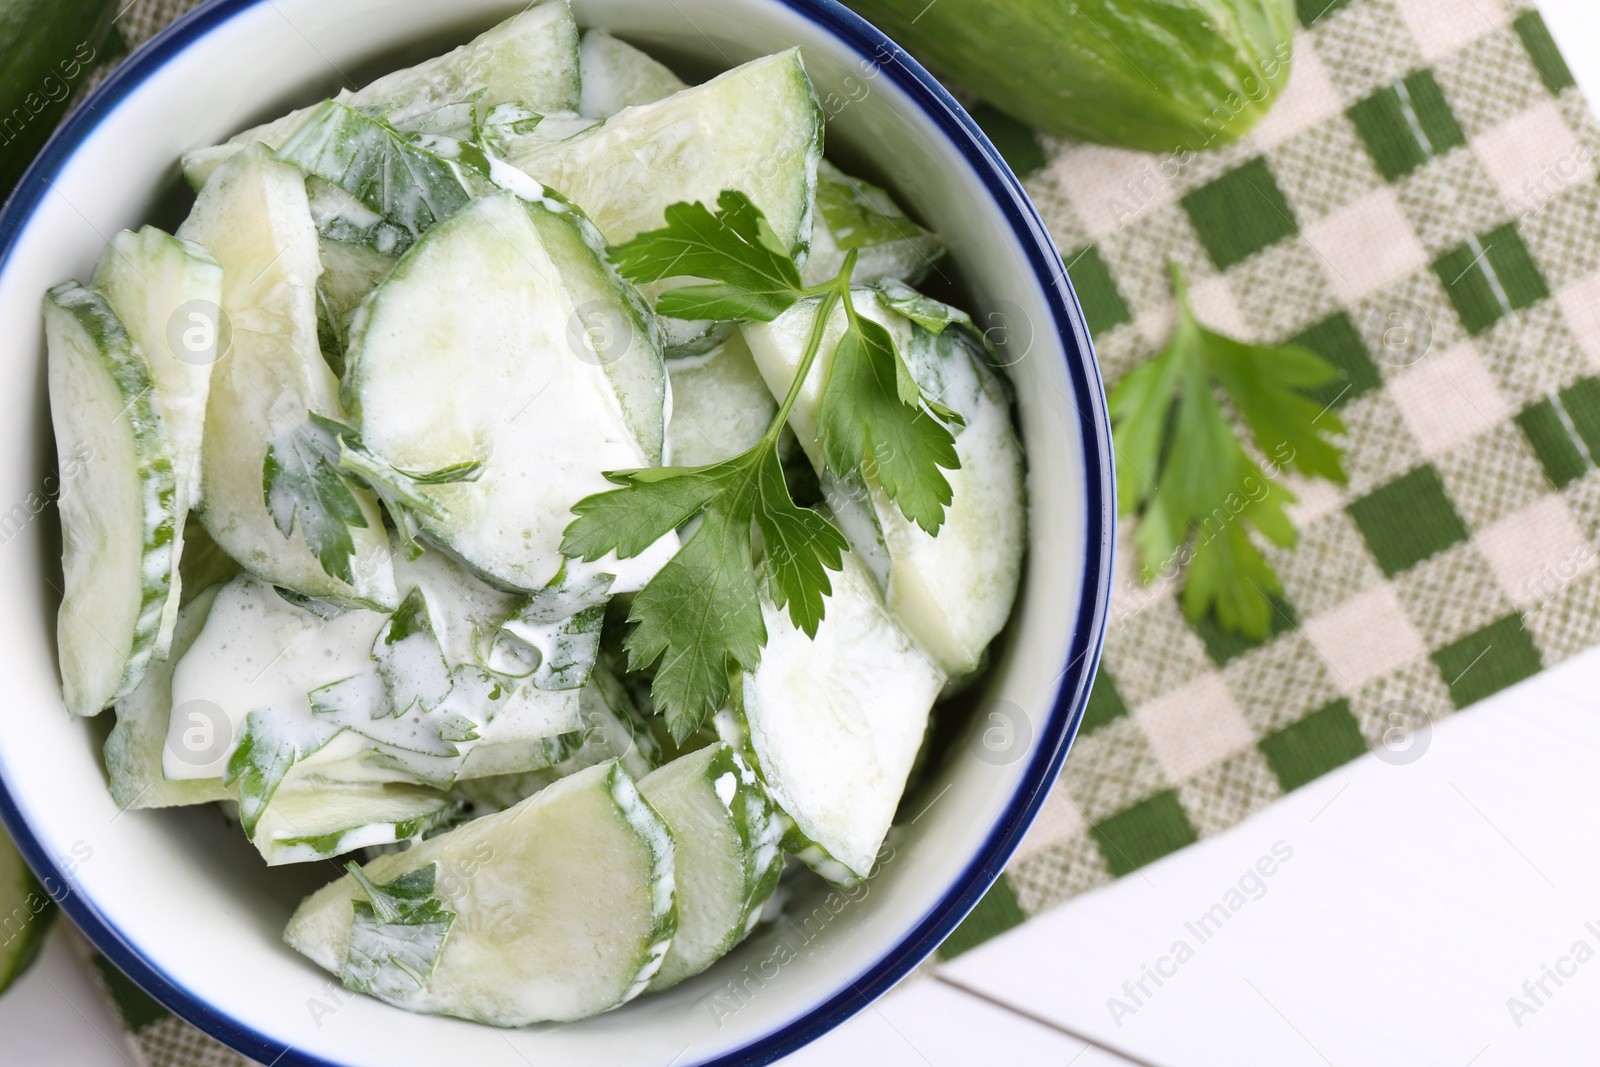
xmin=44 ymin=2 xmax=1026 ymax=1026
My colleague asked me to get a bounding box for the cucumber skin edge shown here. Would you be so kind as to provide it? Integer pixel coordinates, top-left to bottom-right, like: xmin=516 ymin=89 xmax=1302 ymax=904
xmin=45 ymin=281 xmax=179 ymax=713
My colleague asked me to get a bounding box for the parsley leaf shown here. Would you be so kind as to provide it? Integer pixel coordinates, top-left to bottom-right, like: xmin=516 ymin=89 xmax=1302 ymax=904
xmin=875 ymin=277 xmax=970 ymax=334
xmin=343 ymin=862 xmax=456 ymax=1000
xmin=564 ymin=446 xmax=846 ymax=741
xmin=276 ymin=100 xmax=483 ymax=246
xmin=224 ymin=711 xmax=342 ymax=837
xmin=564 ymin=192 xmax=963 ymax=737
xmin=607 ymin=193 xmax=960 ymax=529
xmin=1110 ymin=264 xmax=1347 ymax=638
xmin=623 ymin=497 xmax=767 ymax=739
xmin=264 ymin=415 xmax=482 ymax=581
xmin=609 ymin=191 xmax=805 ymax=322
xmin=752 ymin=446 xmax=848 ymax=637
xmin=818 ymin=311 xmax=959 ymax=535
xmin=263 ymin=415 xmax=372 ymax=586
xmin=337 ymin=439 xmax=483 ymax=561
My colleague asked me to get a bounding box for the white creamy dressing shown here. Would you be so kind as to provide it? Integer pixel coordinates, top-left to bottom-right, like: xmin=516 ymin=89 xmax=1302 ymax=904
xmin=713 ymin=770 xmax=738 ymax=810
xmin=486 ymin=155 xmax=555 ymax=203
xmin=382 ymin=546 xmax=584 ymax=743
xmin=165 ymin=575 xmax=382 ymax=781
xmin=165 ymin=541 xmax=591 ymax=785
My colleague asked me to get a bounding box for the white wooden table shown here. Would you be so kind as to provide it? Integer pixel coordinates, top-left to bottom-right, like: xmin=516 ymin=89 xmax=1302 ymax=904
xmin=6 ymin=3 xmax=1598 ymax=1063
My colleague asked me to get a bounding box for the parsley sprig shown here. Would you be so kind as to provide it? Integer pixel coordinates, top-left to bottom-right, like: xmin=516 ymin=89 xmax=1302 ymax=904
xmin=1110 ymin=264 xmax=1348 ymax=638
xmin=563 ymin=191 xmax=961 ymax=740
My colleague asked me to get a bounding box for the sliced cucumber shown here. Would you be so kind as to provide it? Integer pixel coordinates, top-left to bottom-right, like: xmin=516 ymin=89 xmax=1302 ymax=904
xmin=639 ymin=743 xmax=782 ymax=990
xmin=105 ymin=583 xmax=233 ymax=809
xmin=354 ymin=0 xmax=580 ymax=127
xmin=251 ymin=780 xmax=459 ymax=865
xmin=177 ymin=144 xmax=397 ymax=608
xmin=448 ymin=768 xmax=559 ymax=816
xmin=454 ymin=658 xmax=657 ymax=790
xmin=90 ymin=228 xmax=221 ymax=515
xmin=0 ymin=828 xmax=52 ymax=996
xmin=314 ymin=236 xmax=393 ymax=376
xmin=452 ymin=656 xmax=660 ymax=808
xmin=343 ymin=190 xmax=670 ymax=593
xmin=284 ymin=759 xmax=676 ymax=1025
xmin=741 ymin=288 xmax=1026 ymax=676
xmin=45 ymin=282 xmax=177 ymax=716
xmin=801 ymin=160 xmax=945 ymax=287
xmin=438 ymin=690 xmax=579 ymax=779
xmin=723 ymin=550 xmax=944 ymax=883
xmin=577 ymin=29 xmax=685 ymax=118
xmin=182 ymin=1 xmax=581 ymax=189
xmin=92 ymin=226 xmax=224 ymax=656
xmin=665 ymin=332 xmax=777 ymax=467
xmin=869 ymin=309 xmax=1025 ymax=677
xmin=508 ymin=49 xmax=822 ymax=249
xmin=660 ymin=318 xmax=736 ymax=360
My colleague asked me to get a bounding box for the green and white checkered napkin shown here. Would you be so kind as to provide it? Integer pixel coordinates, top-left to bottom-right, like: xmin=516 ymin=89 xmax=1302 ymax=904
xmin=70 ymin=0 xmax=1600 ymax=1060
xmin=943 ymin=0 xmax=1600 ymax=957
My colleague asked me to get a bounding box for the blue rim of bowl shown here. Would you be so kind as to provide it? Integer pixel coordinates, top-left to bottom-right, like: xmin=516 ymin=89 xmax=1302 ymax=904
xmin=0 ymin=0 xmax=1114 ymax=1063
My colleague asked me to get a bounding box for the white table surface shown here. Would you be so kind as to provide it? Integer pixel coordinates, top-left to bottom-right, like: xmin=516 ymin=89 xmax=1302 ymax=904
xmin=6 ymin=2 xmax=1598 ymax=1063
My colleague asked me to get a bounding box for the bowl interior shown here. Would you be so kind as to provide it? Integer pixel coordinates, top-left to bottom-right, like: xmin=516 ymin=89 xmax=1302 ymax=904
xmin=0 ymin=1 xmax=1110 ymax=1063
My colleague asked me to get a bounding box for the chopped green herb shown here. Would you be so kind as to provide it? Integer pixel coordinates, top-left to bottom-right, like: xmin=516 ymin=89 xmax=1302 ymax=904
xmin=262 ymin=415 xmax=372 ymax=587
xmin=309 ymin=589 xmax=479 ymax=757
xmin=276 ymin=100 xmax=485 ymax=245
xmin=223 ymin=711 xmax=341 ymax=837
xmin=263 ymin=413 xmax=481 ymax=583
xmin=1110 ymin=264 xmax=1347 ymax=638
xmin=815 ymin=162 xmax=935 ymax=250
xmin=343 ymin=862 xmax=456 ymax=999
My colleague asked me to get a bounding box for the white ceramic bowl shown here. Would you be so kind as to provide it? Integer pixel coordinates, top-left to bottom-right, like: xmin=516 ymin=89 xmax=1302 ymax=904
xmin=0 ymin=1 xmax=1113 ymax=1063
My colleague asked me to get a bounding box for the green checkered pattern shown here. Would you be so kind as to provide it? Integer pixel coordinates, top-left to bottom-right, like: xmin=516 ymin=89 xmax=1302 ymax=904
xmin=944 ymin=0 xmax=1600 ymax=959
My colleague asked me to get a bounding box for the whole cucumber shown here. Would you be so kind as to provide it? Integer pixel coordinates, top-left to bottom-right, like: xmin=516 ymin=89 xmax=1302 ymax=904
xmin=0 ymin=0 xmax=122 ymax=201
xmin=0 ymin=825 xmax=54 ymax=998
xmin=844 ymin=0 xmax=1297 ymax=153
